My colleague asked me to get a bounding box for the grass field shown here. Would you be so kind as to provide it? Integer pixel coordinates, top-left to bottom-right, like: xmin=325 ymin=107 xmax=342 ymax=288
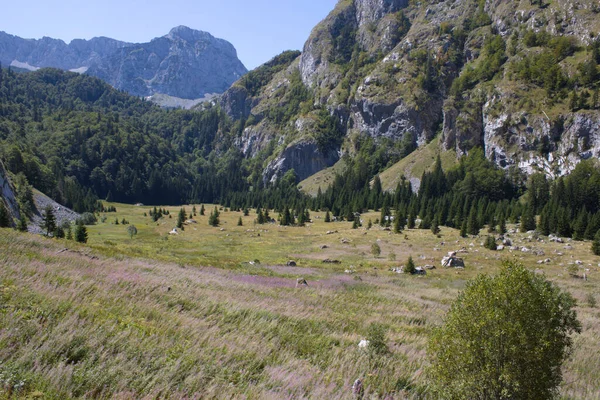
xmin=1 ymin=204 xmax=599 ymax=399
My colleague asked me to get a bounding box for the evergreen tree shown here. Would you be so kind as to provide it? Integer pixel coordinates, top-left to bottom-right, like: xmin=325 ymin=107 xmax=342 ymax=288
xmin=0 ymin=202 xmax=10 ymax=228
xmin=460 ymin=220 xmax=468 ymax=238
xmin=407 ymin=213 xmax=416 ymax=229
xmin=66 ymin=225 xmax=73 ymax=240
xmin=367 ymin=219 xmax=373 ymax=229
xmin=593 ymin=230 xmax=600 ymax=256
xmin=42 ymin=205 xmax=57 ymax=236
xmin=200 ymin=204 xmax=206 ymax=216
xmin=520 ymin=205 xmax=536 ymax=233
xmin=237 ymin=216 xmax=243 ymax=226
xmin=208 ymin=207 xmax=220 ymax=227
xmin=17 ymin=215 xmax=27 ymax=232
xmin=431 ymin=217 xmax=440 ymax=235
xmin=394 ymin=213 xmax=403 ymax=233
xmin=467 ymin=205 xmax=479 ymax=236
xmin=324 ymin=210 xmax=331 ymax=223
xmin=352 ymin=217 xmax=360 ymax=229
xmin=54 ymin=225 xmax=65 ymax=239
xmin=405 ymin=256 xmax=416 ymax=275
xmin=539 ymin=207 xmax=550 ymax=236
xmin=192 ymin=205 xmax=197 ymax=216
xmin=281 ymin=208 xmax=292 ymax=226
xmin=484 ymin=236 xmax=497 ymax=250
xmin=177 ymin=208 xmax=186 ymax=230
xmin=498 ymin=215 xmax=507 ymax=235
xmin=74 ymin=222 xmax=88 ymax=243
xmin=572 ymin=209 xmax=588 ymax=241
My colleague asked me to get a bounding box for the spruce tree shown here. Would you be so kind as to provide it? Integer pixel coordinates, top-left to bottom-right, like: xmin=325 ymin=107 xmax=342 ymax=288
xmin=460 ymin=220 xmax=468 ymax=238
xmin=467 ymin=205 xmax=479 ymax=236
xmin=177 ymin=208 xmax=186 ymax=230
xmin=324 ymin=210 xmax=331 ymax=223
xmin=237 ymin=216 xmax=243 ymax=226
xmin=17 ymin=215 xmax=27 ymax=232
xmin=593 ymin=230 xmax=600 ymax=256
xmin=208 ymin=207 xmax=220 ymax=227
xmin=407 ymin=213 xmax=416 ymax=229
xmin=431 ymin=218 xmax=440 ymax=235
xmin=0 ymin=202 xmax=10 ymax=228
xmin=42 ymin=205 xmax=56 ymax=236
xmin=394 ymin=214 xmax=403 ymax=233
xmin=54 ymin=225 xmax=65 ymax=239
xmin=484 ymin=236 xmax=497 ymax=250
xmin=200 ymin=204 xmax=205 ymax=216
xmin=572 ymin=210 xmax=588 ymax=241
xmin=405 ymin=256 xmax=416 ymax=275
xmin=74 ymin=223 xmax=88 ymax=243
xmin=520 ymin=205 xmax=536 ymax=233
xmin=499 ymin=216 xmax=507 ymax=235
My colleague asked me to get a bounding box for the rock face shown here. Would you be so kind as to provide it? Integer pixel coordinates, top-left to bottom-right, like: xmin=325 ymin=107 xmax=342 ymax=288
xmin=0 ymin=26 xmax=247 ymax=99
xmin=0 ymin=161 xmax=20 ymax=226
xmin=220 ymin=0 xmax=600 ymax=185
xmin=263 ymin=140 xmax=340 ymax=184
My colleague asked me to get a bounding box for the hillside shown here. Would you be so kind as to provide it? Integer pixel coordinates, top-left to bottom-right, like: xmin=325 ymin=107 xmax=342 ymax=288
xmin=0 ymin=26 xmax=248 ymax=100
xmin=219 ymin=0 xmax=600 ymax=186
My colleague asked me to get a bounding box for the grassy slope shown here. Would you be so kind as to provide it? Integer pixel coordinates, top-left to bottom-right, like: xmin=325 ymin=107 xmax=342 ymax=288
xmin=378 ymin=137 xmax=458 ymax=192
xmin=1 ymin=203 xmax=599 ymax=399
xmin=298 ymin=159 xmax=348 ymax=196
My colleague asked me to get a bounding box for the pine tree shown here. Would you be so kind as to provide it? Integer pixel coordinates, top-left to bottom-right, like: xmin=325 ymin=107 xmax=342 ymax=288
xmin=593 ymin=230 xmax=600 ymax=256
xmin=0 ymin=202 xmax=10 ymax=228
xmin=431 ymin=218 xmax=440 ymax=235
xmin=499 ymin=216 xmax=507 ymax=235
xmin=324 ymin=210 xmax=331 ymax=223
xmin=520 ymin=205 xmax=536 ymax=233
xmin=208 ymin=207 xmax=220 ymax=227
xmin=407 ymin=213 xmax=416 ymax=229
xmin=460 ymin=220 xmax=468 ymax=238
xmin=394 ymin=214 xmax=403 ymax=233
xmin=74 ymin=223 xmax=88 ymax=243
xmin=539 ymin=207 xmax=550 ymax=236
xmin=54 ymin=225 xmax=65 ymax=239
xmin=42 ymin=205 xmax=56 ymax=236
xmin=405 ymin=256 xmax=416 ymax=275
xmin=484 ymin=236 xmax=497 ymax=250
xmin=177 ymin=208 xmax=186 ymax=230
xmin=17 ymin=215 xmax=27 ymax=232
xmin=237 ymin=216 xmax=243 ymax=226
xmin=192 ymin=205 xmax=197 ymax=216
xmin=200 ymin=204 xmax=205 ymax=216
xmin=467 ymin=205 xmax=479 ymax=236
xmin=572 ymin=210 xmax=588 ymax=241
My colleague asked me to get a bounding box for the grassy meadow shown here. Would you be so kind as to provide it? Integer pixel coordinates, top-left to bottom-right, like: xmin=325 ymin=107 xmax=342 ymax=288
xmin=1 ymin=203 xmax=599 ymax=399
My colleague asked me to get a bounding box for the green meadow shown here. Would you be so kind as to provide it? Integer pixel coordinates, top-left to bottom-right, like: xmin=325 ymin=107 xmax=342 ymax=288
xmin=1 ymin=203 xmax=599 ymax=399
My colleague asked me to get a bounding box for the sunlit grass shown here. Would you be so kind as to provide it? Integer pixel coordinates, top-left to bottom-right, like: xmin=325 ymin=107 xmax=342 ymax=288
xmin=0 ymin=203 xmax=599 ymax=398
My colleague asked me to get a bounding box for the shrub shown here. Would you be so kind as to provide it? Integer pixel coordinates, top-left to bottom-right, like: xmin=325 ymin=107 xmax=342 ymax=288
xmin=429 ymin=261 xmax=581 ymax=399
xmin=484 ymin=235 xmax=497 ymax=250
xmin=78 ymin=212 xmax=97 ymax=225
xmin=371 ymin=243 xmax=381 ymax=257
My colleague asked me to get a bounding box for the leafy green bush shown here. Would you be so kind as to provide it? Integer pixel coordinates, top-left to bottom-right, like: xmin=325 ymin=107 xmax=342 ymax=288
xmin=429 ymin=261 xmax=581 ymax=399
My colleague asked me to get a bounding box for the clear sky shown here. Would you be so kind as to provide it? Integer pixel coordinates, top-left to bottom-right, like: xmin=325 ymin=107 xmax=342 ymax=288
xmin=0 ymin=0 xmax=338 ymax=70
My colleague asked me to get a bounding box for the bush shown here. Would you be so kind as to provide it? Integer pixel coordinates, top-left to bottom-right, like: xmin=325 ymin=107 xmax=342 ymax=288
xmin=371 ymin=243 xmax=381 ymax=257
xmin=484 ymin=235 xmax=497 ymax=250
xmin=78 ymin=212 xmax=97 ymax=226
xmin=428 ymin=261 xmax=581 ymax=399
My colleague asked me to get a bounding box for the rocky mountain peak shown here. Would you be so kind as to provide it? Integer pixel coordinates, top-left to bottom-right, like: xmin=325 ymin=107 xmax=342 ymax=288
xmin=0 ymin=27 xmax=247 ymax=99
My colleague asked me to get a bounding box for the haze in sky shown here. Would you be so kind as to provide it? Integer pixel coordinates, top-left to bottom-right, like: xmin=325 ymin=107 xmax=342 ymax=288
xmin=0 ymin=0 xmax=338 ymax=70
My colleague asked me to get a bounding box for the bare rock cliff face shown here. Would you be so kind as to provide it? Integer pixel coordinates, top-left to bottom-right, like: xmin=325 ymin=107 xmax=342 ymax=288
xmin=0 ymin=162 xmax=20 ymax=226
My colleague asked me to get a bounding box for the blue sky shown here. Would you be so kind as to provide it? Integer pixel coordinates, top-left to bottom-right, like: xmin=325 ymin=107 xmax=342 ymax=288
xmin=0 ymin=0 xmax=338 ymax=70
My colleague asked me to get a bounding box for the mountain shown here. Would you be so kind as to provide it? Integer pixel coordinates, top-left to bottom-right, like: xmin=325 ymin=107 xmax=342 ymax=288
xmin=219 ymin=0 xmax=600 ymax=188
xmin=0 ymin=26 xmax=248 ymax=99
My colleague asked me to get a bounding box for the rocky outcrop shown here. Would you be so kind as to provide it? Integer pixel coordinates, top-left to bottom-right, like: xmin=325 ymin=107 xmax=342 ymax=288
xmin=0 ymin=161 xmax=20 ymax=226
xmin=0 ymin=26 xmax=247 ymax=99
xmin=263 ymin=140 xmax=340 ymax=184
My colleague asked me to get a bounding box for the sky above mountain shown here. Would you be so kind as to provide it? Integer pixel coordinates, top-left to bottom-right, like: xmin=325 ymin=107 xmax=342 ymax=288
xmin=0 ymin=0 xmax=338 ymax=70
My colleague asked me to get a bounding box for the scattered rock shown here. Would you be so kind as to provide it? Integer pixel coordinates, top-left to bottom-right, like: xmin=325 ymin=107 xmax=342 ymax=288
xmin=287 ymin=260 xmax=297 ymax=267
xmin=358 ymin=340 xmax=370 ymax=348
xmin=442 ymin=256 xmax=465 ymax=268
xmin=296 ymin=278 xmax=308 ymax=287
xmin=326 ymin=230 xmax=338 ymax=235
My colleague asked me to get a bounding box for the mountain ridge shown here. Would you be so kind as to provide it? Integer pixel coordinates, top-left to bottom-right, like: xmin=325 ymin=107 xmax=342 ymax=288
xmin=0 ymin=26 xmax=247 ymax=99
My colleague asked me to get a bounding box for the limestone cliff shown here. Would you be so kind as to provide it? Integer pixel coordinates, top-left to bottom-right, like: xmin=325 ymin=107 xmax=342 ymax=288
xmin=221 ymin=0 xmax=600 ymax=185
